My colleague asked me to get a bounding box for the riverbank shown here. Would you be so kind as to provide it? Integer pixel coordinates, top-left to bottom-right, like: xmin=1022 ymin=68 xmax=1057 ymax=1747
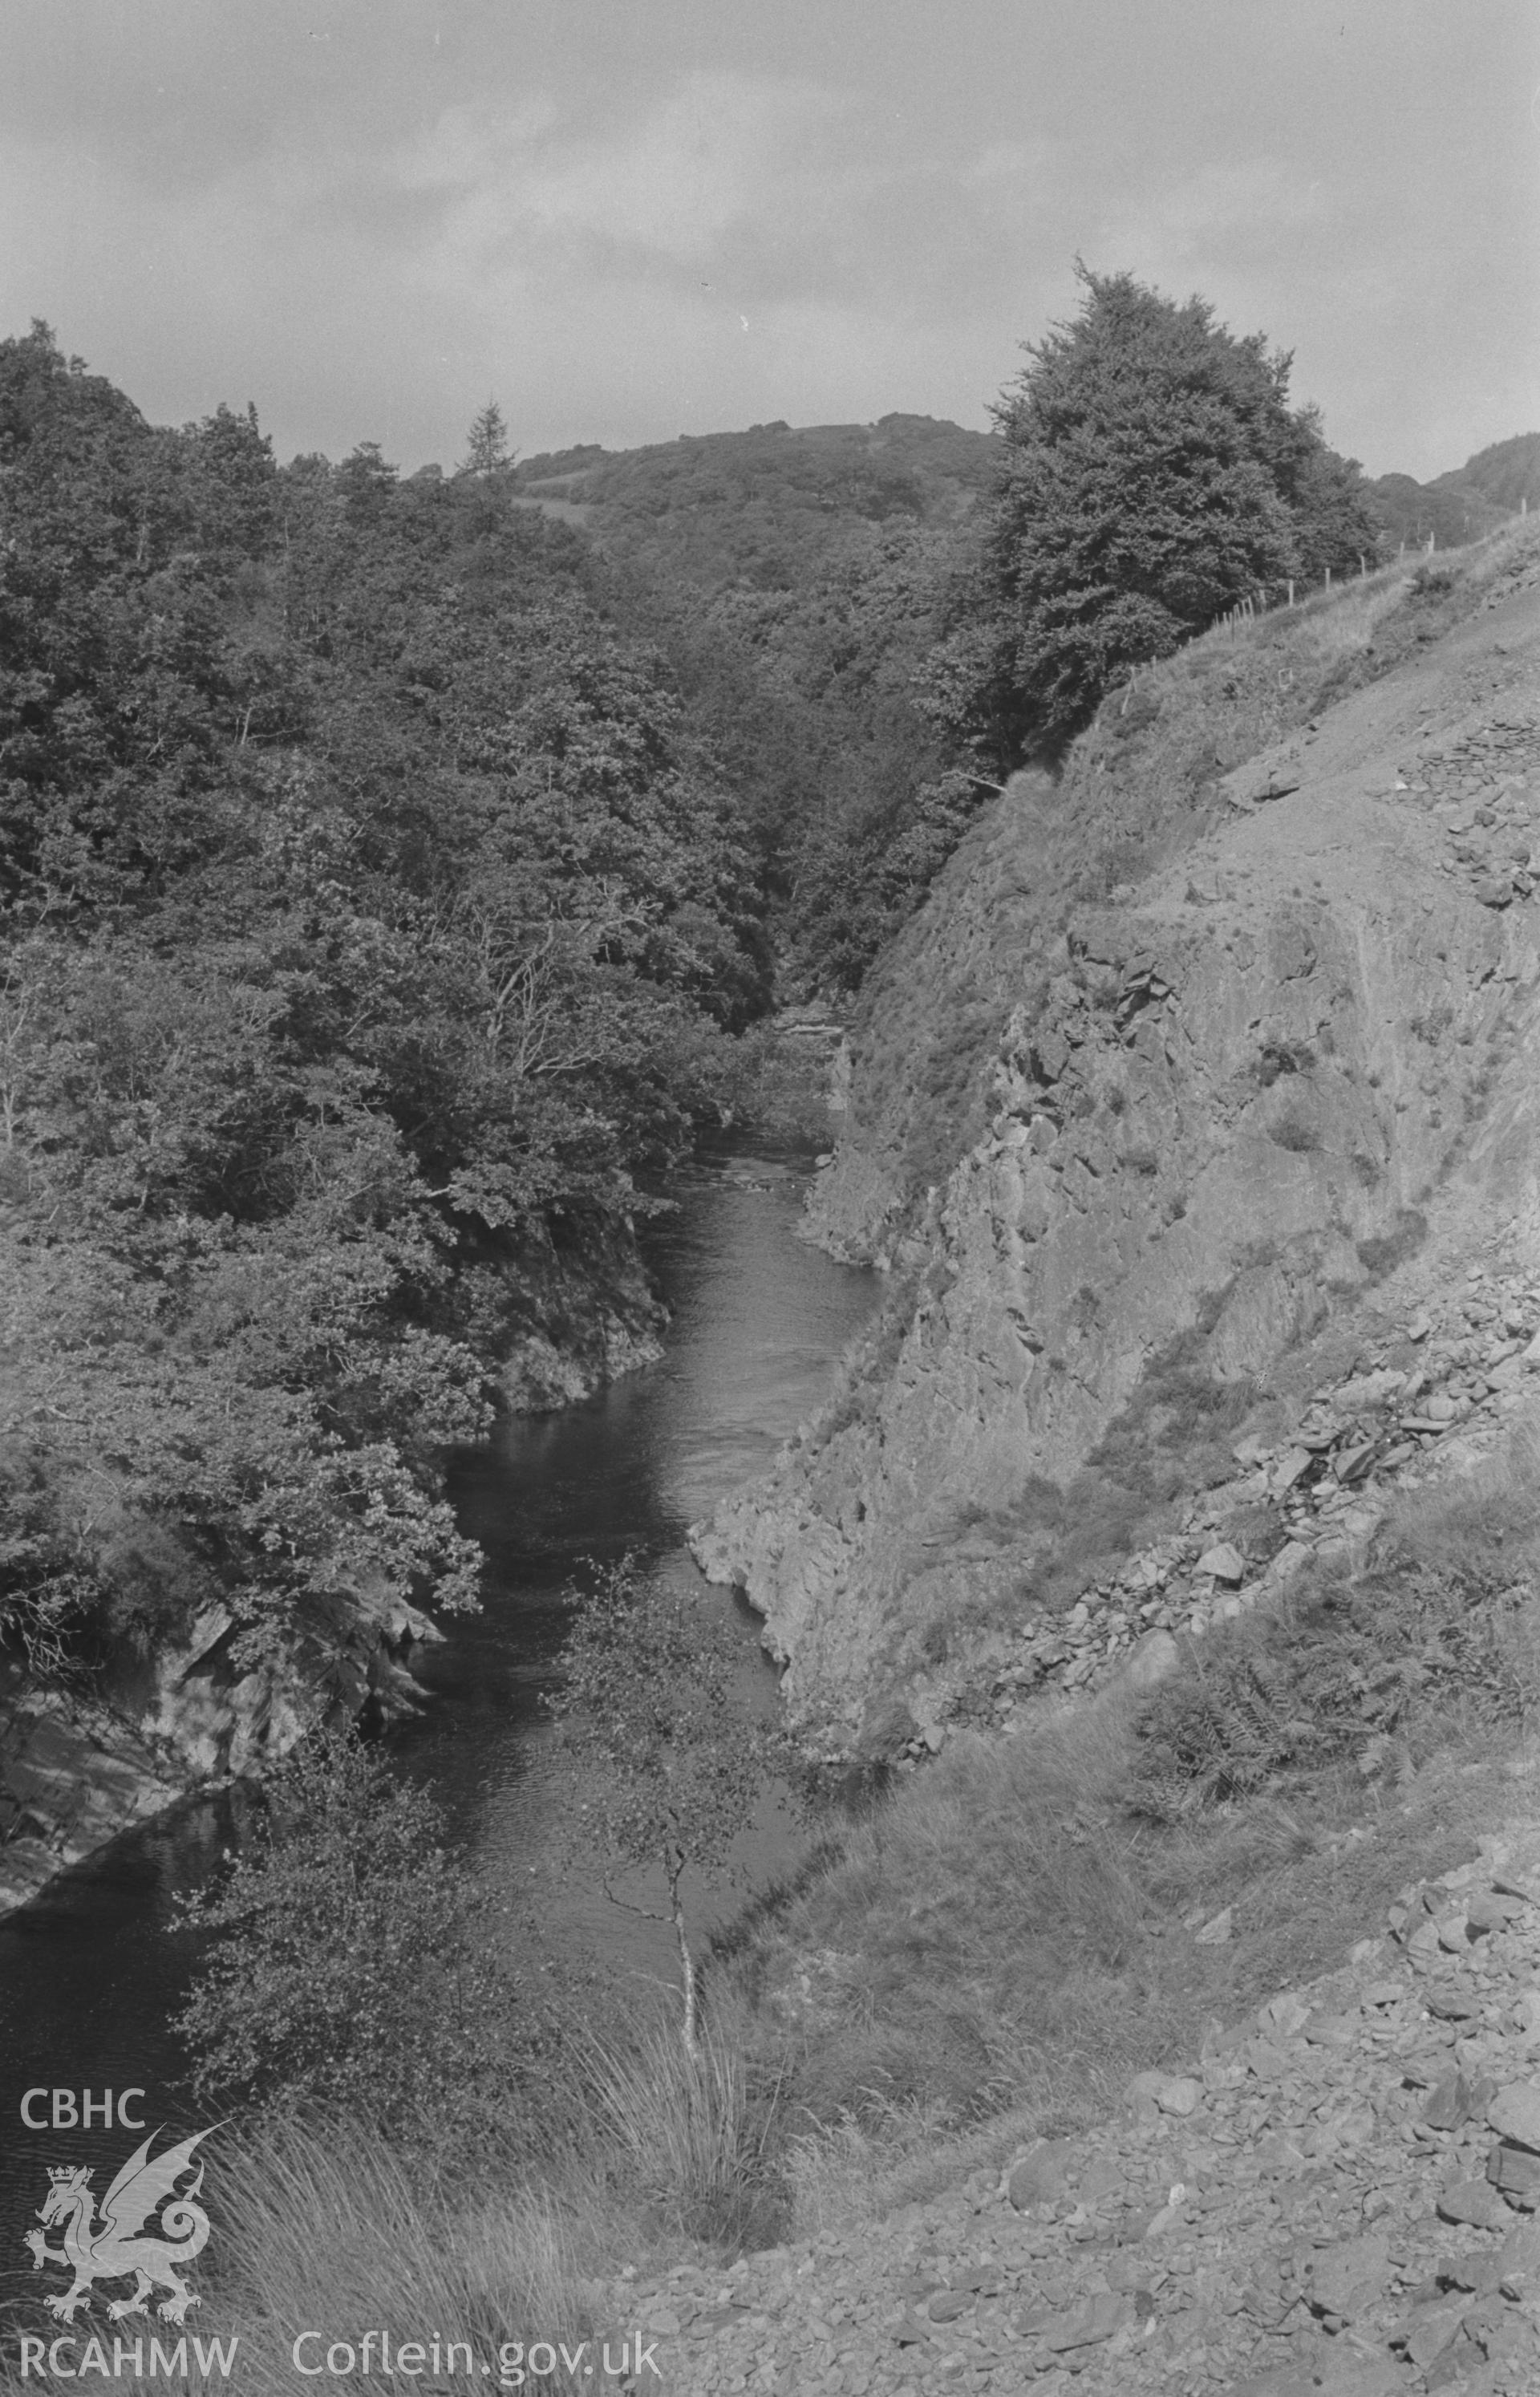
xmin=0 ymin=1174 xmax=745 ymax=1922
xmin=0 ymin=1131 xmax=875 ymax=2302
xmin=0 ymin=1689 xmax=182 ymax=1915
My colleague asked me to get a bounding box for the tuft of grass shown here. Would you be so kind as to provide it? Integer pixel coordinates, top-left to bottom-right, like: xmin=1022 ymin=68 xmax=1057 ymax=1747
xmin=1268 ymin=1113 xmax=1322 ymax=1153
xmin=1355 ymin=1207 xmax=1428 ymax=1280
xmin=47 ymin=2115 xmax=595 ymax=2397
xmin=0 ymin=2014 xmax=800 ymax=2394
xmin=570 ymin=2006 xmax=788 ymax=2250
xmin=737 ymin=1692 xmax=1155 ymax=2135
xmin=785 ymin=2090 xmax=1005 ymax=2240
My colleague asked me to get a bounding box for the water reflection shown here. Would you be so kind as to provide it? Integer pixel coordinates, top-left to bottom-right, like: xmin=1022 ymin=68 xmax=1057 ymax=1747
xmin=0 ymin=1143 xmax=875 ymax=2266
xmin=395 ymin=1145 xmax=877 ymax=1981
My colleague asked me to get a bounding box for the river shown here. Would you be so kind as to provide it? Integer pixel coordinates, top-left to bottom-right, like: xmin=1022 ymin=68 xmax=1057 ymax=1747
xmin=0 ymin=1138 xmax=875 ymax=2294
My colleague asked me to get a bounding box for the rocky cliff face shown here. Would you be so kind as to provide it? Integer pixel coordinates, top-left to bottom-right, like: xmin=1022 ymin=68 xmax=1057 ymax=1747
xmin=497 ymin=1211 xmax=667 ymax=1412
xmin=695 ymin=528 xmax=1540 ymax=1750
xmin=0 ymin=1572 xmax=442 ymax=1915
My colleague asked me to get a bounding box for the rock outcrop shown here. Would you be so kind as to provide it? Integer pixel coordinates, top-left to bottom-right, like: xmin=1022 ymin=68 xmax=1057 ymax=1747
xmin=497 ymin=1211 xmax=668 ymax=1412
xmin=0 ymin=1577 xmax=441 ymax=1916
xmin=695 ymin=528 xmax=1540 ymax=1749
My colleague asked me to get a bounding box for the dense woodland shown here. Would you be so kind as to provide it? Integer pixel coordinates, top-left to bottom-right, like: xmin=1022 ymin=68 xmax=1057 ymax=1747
xmin=513 ymin=412 xmax=1000 ymax=990
xmin=0 ymin=322 xmax=764 ymax=1704
xmin=0 ymin=280 xmax=1522 ymax=1725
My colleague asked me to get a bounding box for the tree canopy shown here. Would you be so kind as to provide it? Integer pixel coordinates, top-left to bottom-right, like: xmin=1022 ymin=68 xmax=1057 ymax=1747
xmin=927 ymin=267 xmax=1384 ymax=762
xmin=174 ymin=1731 xmax=542 ymax=2160
xmin=511 ymin=415 xmax=1002 ymax=994
xmin=0 ymin=324 xmax=764 ymax=1710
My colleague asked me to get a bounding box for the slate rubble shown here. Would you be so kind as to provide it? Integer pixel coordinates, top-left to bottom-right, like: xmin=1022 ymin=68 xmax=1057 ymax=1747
xmin=1384 ymin=711 xmax=1540 ymax=914
xmin=896 ymin=1248 xmax=1540 ymax=1763
xmin=612 ymin=1833 xmax=1540 ymax=2394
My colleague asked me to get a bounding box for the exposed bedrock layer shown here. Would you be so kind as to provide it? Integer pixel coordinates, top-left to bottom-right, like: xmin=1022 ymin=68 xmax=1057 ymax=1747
xmin=695 ymin=547 xmax=1540 ymax=1747
xmin=1 ymin=1213 xmax=664 ymax=1916
xmin=497 ymin=1211 xmax=667 ymax=1413
xmin=0 ymin=1575 xmax=440 ymax=1915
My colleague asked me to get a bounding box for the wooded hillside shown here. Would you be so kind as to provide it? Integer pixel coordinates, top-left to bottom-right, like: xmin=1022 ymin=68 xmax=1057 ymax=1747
xmin=0 ymin=323 xmax=761 ymax=1705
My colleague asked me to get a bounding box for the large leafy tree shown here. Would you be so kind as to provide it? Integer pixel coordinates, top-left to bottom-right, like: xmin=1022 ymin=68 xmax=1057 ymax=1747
xmin=930 ymin=267 xmax=1383 ymax=761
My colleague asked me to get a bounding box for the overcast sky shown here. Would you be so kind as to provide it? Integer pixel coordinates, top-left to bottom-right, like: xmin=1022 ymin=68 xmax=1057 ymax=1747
xmin=3 ymin=0 xmax=1537 ymax=480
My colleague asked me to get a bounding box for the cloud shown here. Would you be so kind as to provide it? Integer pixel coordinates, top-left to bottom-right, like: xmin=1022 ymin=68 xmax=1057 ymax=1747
xmin=0 ymin=68 xmax=1014 ymax=456
xmin=2 ymin=6 xmax=1534 ymax=480
xmin=384 ymin=77 xmax=1064 ymax=326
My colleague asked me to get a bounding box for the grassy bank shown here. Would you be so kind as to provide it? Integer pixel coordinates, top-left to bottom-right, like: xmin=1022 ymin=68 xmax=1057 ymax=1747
xmin=724 ymin=1430 xmax=1540 ymax=2139
xmin=10 ymin=1431 xmax=1536 ymax=2393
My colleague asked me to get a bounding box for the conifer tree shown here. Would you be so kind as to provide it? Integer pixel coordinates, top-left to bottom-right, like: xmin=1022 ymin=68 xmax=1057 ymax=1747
xmin=459 ymin=396 xmax=513 ymax=477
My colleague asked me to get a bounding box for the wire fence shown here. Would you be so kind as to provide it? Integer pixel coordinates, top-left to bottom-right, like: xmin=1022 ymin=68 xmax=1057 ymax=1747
xmin=1106 ymin=501 xmax=1538 ymax=712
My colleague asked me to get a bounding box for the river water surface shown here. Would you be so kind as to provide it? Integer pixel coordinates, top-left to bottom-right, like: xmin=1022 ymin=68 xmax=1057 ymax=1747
xmin=0 ymin=1140 xmax=875 ymax=2296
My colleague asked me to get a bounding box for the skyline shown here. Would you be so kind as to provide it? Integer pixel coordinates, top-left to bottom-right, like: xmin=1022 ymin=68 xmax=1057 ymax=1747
xmin=3 ymin=0 xmax=1538 ymax=481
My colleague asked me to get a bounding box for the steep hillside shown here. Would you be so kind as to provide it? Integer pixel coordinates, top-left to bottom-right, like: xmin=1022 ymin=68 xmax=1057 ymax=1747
xmin=1436 ymin=433 xmax=1540 ymax=518
xmin=694 ymin=523 xmax=1540 ymax=1748
xmin=513 ymin=417 xmax=1004 ymax=991
xmin=0 ymin=328 xmax=762 ymax=1908
xmin=1369 ymin=434 xmax=1540 ymax=551
xmin=506 ymin=414 xmax=1534 ymax=996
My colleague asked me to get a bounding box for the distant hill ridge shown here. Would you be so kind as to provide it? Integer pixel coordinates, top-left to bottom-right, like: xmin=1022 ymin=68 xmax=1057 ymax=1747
xmin=500 ymin=413 xmax=1540 ymax=570
xmin=510 ymin=413 xmax=999 ymax=590
xmin=1368 ymin=431 xmax=1540 ymax=550
xmin=516 ymin=410 xmax=997 ymax=497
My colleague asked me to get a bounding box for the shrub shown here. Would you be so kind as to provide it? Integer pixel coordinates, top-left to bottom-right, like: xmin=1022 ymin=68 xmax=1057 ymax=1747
xmin=1130 ymin=1463 xmax=1540 ymax=1819
xmin=174 ymin=1731 xmax=549 ymax=2165
xmin=1355 ymin=1208 xmax=1428 ymax=1279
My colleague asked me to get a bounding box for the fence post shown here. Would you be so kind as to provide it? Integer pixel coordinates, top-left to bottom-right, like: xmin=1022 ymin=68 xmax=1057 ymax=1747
xmin=1287 ymin=578 xmax=1295 ymax=606
xmin=1324 ymin=566 xmax=1331 ymax=588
